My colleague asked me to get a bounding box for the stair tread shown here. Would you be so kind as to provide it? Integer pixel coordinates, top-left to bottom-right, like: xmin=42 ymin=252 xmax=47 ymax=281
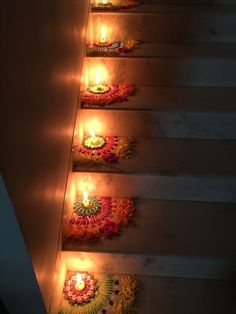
xmin=136 ymin=275 xmax=236 ymax=314
xmin=89 ymin=42 xmax=236 ymax=58
xmin=74 ymin=138 xmax=236 ymax=176
xmin=93 ymin=4 xmax=236 ymax=14
xmin=64 ymin=199 xmax=236 ymax=256
xmin=82 ymin=86 xmax=236 ymax=111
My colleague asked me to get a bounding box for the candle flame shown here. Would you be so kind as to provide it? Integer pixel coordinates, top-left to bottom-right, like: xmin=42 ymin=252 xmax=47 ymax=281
xmin=100 ymin=25 xmax=107 ymax=43
xmin=95 ymin=69 xmax=102 ymax=86
xmin=89 ymin=65 xmax=108 ymax=86
xmin=76 ymin=273 xmax=83 ymax=284
xmin=86 ymin=118 xmax=102 ymax=139
xmin=89 ymin=129 xmax=96 ymax=138
xmin=83 ymin=190 xmax=89 ymax=202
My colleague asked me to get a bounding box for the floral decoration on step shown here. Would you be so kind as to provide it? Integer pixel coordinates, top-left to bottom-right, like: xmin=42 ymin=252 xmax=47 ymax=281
xmin=59 ymin=272 xmax=138 ymax=314
xmin=81 ymin=84 xmax=136 ymax=107
xmin=87 ymin=39 xmax=139 ymax=56
xmin=65 ymin=197 xmax=135 ymax=242
xmin=63 ymin=272 xmax=97 ymax=305
xmin=73 ymin=136 xmax=135 ymax=168
xmin=92 ymin=0 xmax=139 ymax=11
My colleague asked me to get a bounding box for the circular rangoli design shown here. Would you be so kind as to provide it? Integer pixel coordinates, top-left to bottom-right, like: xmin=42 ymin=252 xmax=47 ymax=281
xmin=64 ymin=272 xmax=97 ymax=305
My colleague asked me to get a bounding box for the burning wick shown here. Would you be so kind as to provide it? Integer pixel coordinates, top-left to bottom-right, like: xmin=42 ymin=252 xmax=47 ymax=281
xmin=100 ymin=25 xmax=107 ymax=44
xmin=90 ymin=129 xmax=100 ymax=146
xmin=82 ymin=191 xmax=90 ymax=208
xmin=75 ymin=273 xmax=85 ymax=291
xmin=95 ymin=69 xmax=105 ymax=91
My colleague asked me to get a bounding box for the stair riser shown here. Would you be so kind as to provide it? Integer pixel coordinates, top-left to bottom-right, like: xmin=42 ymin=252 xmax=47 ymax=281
xmin=63 ymin=251 xmax=235 ymax=280
xmin=85 ymin=57 xmax=236 ymax=86
xmin=91 ymin=13 xmax=236 ymax=43
xmin=79 ymin=109 xmax=236 ymax=139
xmin=73 ymin=173 xmax=236 ymax=203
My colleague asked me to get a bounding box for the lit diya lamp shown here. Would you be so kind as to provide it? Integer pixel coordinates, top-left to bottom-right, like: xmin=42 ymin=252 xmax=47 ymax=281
xmin=82 ymin=128 xmax=107 ymax=149
xmin=82 ymin=190 xmax=91 ymax=208
xmin=92 ymin=25 xmax=121 ymax=52
xmin=97 ymin=0 xmax=113 ymax=7
xmin=95 ymin=25 xmax=111 ymax=47
xmin=75 ymin=189 xmax=102 ymax=216
xmin=64 ymin=272 xmax=98 ymax=305
xmin=75 ymin=273 xmax=85 ymax=291
xmin=87 ymin=68 xmax=111 ymax=94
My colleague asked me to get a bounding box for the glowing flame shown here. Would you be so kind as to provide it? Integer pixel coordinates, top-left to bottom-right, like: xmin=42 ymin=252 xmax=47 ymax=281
xmin=90 ymin=129 xmax=96 ymax=138
xmin=77 ymin=177 xmax=96 ymax=196
xmin=86 ymin=65 xmax=108 ymax=86
xmin=100 ymin=25 xmax=107 ymax=43
xmin=98 ymin=0 xmax=109 ymax=4
xmin=75 ymin=273 xmax=85 ymax=291
xmin=87 ymin=118 xmax=102 ymax=136
xmin=82 ymin=190 xmax=90 ymax=207
xmin=76 ymin=273 xmax=83 ymax=284
xmin=83 ymin=190 xmax=89 ymax=202
xmin=95 ymin=69 xmax=102 ymax=86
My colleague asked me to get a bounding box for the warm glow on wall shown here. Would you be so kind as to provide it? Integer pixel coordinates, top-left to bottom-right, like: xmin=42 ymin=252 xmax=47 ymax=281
xmin=63 ymin=252 xmax=95 ymax=272
xmin=77 ymin=177 xmax=95 ymax=197
xmin=88 ymin=15 xmax=93 ymax=46
xmin=87 ymin=118 xmax=103 ymax=136
xmin=81 ymin=70 xmax=88 ymax=91
xmin=69 ymin=180 xmax=77 ymax=205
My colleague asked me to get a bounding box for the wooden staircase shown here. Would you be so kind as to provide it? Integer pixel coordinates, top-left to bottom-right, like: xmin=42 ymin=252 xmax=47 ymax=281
xmin=58 ymin=1 xmax=236 ymax=313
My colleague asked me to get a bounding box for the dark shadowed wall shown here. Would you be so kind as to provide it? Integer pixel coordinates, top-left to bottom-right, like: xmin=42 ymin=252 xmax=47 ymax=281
xmin=0 ymin=0 xmax=89 ymax=310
